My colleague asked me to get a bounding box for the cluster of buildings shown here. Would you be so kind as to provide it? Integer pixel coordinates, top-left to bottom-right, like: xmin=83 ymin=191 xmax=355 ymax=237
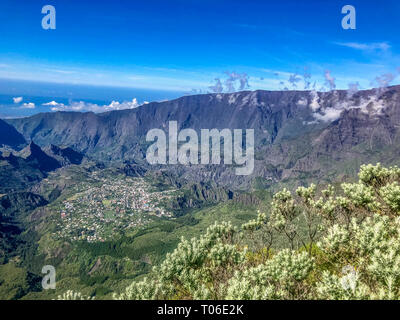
xmin=53 ymin=175 xmax=175 ymax=242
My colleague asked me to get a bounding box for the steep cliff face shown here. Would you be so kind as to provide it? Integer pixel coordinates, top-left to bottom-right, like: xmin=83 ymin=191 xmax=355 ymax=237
xmin=0 ymin=192 xmax=48 ymax=219
xmin=6 ymin=90 xmax=318 ymax=159
xmin=5 ymin=86 xmax=400 ymax=189
xmin=0 ymin=119 xmax=26 ymax=149
xmin=43 ymin=144 xmax=85 ymax=166
xmin=19 ymin=142 xmax=61 ymax=172
xmin=0 ymin=142 xmax=86 ymax=194
xmin=0 ymin=153 xmax=45 ymax=194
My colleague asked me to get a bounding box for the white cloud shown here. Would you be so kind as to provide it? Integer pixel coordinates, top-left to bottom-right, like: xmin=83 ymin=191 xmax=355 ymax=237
xmin=45 ymin=69 xmax=77 ymax=74
xmin=297 ymin=97 xmax=308 ymax=106
xmin=334 ymin=42 xmax=391 ymax=52
xmin=374 ymin=73 xmax=396 ymax=88
xmin=313 ymin=107 xmax=343 ymax=122
xmin=42 ymin=100 xmax=60 ymax=106
xmin=13 ymin=97 xmax=23 ymax=104
xmin=21 ymin=102 xmax=35 ymax=109
xmin=47 ymin=98 xmax=141 ymax=113
xmin=348 ymin=82 xmax=360 ymax=94
xmin=310 ymin=90 xmax=389 ymax=123
xmin=324 ymin=70 xmax=336 ymax=90
xmin=309 ymin=91 xmax=320 ymax=111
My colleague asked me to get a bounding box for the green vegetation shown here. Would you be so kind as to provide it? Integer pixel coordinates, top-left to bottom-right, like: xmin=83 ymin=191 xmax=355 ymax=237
xmin=1 ymin=165 xmax=260 ymax=300
xmin=4 ymin=163 xmax=400 ymax=300
xmin=111 ymin=163 xmax=400 ymax=300
xmin=0 ymin=262 xmax=40 ymax=300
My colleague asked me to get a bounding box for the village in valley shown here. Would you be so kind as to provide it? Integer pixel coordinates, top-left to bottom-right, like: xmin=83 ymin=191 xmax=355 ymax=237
xmin=52 ymin=172 xmax=177 ymax=242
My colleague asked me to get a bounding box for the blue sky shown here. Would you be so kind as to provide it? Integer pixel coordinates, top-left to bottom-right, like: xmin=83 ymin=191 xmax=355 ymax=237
xmin=1 ymin=0 xmax=400 ymax=116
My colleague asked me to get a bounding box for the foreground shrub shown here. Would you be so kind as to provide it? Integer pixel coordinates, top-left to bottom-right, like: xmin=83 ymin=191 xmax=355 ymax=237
xmin=114 ymin=163 xmax=400 ymax=300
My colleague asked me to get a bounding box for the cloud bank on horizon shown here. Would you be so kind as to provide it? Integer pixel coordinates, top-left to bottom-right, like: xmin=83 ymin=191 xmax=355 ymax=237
xmin=10 ymin=97 xmax=145 ymax=113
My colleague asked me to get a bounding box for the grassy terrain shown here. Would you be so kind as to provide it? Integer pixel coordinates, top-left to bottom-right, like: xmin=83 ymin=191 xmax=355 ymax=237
xmin=3 ymin=135 xmax=399 ymax=300
xmin=15 ymin=200 xmax=261 ymax=299
xmin=0 ymin=161 xmax=267 ymax=299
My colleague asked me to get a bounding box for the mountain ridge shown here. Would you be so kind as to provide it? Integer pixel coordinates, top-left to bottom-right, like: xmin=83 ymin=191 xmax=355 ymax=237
xmin=4 ymin=86 xmax=400 ymax=189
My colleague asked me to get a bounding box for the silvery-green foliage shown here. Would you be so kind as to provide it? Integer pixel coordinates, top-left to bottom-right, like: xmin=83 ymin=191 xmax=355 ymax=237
xmin=56 ymin=290 xmax=94 ymax=300
xmin=311 ymin=195 xmax=338 ymax=226
xmin=116 ymin=164 xmax=400 ymax=300
xmin=318 ymin=214 xmax=396 ymax=256
xmin=115 ymin=221 xmax=244 ymax=300
xmin=242 ymin=211 xmax=267 ymax=231
xmin=262 ymin=249 xmax=314 ymax=285
xmin=321 ymin=185 xmax=335 ymax=198
xmin=296 ymin=184 xmax=316 ymax=204
xmin=225 ymin=277 xmax=277 ymax=300
xmin=267 ymin=189 xmax=301 ymax=250
xmin=268 ymin=189 xmax=297 ymax=231
xmin=367 ymin=243 xmax=400 ymax=298
xmin=316 ymin=271 xmax=369 ymax=300
xmin=113 ymin=277 xmax=174 ymax=300
xmin=358 ymin=163 xmax=393 ymax=186
xmin=317 ymin=223 xmax=350 ymax=254
xmin=224 ymin=249 xmax=313 ymax=299
xmin=380 ymin=182 xmax=400 ymax=213
xmin=341 ymin=182 xmax=377 ymax=210
xmin=156 ymin=221 xmax=241 ymax=279
xmin=352 ymin=215 xmax=397 ymax=255
xmin=191 ymin=283 xmax=213 ymax=300
xmin=317 ymin=213 xmax=400 ymax=299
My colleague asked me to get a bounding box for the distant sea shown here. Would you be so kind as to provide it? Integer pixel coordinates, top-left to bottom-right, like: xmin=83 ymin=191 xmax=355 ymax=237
xmin=0 ymin=78 xmax=185 ymax=119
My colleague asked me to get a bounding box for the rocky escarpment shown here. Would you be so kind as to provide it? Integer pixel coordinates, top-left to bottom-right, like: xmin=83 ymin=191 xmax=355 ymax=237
xmin=5 ymin=86 xmax=400 ymax=189
xmin=0 ymin=119 xmax=26 ymax=150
